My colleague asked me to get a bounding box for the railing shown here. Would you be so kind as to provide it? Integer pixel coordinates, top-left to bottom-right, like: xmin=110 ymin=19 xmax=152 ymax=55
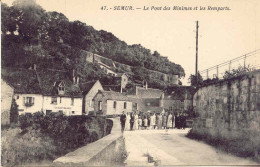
xmin=199 ymin=49 xmax=260 ymax=80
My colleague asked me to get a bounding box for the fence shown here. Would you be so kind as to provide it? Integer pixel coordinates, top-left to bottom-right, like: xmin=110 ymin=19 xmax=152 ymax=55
xmin=199 ymin=49 xmax=260 ymax=80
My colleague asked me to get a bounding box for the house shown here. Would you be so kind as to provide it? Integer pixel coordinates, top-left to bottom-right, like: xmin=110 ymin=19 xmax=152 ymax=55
xmin=97 ymin=62 xmax=117 ymax=76
xmin=1 ymin=79 xmax=14 ymax=125
xmin=93 ymin=90 xmax=132 ymax=115
xmin=127 ymin=85 xmax=164 ymax=113
xmin=103 ymin=73 xmax=129 ymax=93
xmin=115 ymin=73 xmax=129 ymax=89
xmin=36 ymin=69 xmax=83 ymax=116
xmin=80 ymin=80 xmax=103 ymax=115
xmin=2 ymin=68 xmax=83 ymax=116
xmin=161 ymin=86 xmax=195 ymax=114
xmin=2 ymin=68 xmax=43 ymax=115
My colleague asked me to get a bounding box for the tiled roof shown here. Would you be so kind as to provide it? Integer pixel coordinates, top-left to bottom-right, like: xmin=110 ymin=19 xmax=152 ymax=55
xmin=79 ymin=80 xmax=97 ymax=95
xmin=37 ymin=69 xmax=82 ymax=97
xmin=136 ymin=86 xmax=163 ymax=99
xmin=1 ymin=68 xmax=41 ymax=94
xmin=100 ymin=91 xmax=129 ymax=101
xmin=2 ymin=68 xmax=83 ymax=97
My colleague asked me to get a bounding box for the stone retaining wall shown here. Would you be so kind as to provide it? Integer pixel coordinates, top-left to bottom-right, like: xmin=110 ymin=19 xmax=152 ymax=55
xmin=192 ymin=70 xmax=260 ymax=156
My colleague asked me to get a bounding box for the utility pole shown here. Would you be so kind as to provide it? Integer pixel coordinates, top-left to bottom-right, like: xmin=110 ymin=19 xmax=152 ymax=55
xmin=195 ymin=21 xmax=199 ymax=84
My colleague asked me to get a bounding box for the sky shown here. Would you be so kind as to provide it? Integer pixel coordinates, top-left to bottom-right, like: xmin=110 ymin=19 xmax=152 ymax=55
xmin=2 ymin=0 xmax=260 ymax=85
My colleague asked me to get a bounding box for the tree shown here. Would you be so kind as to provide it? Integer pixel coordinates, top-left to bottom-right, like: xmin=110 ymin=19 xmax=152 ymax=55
xmin=10 ymin=99 xmax=19 ymax=124
xmin=189 ymin=73 xmax=203 ymax=87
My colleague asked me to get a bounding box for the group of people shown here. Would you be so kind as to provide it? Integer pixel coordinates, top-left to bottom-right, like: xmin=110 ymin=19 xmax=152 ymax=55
xmin=120 ymin=111 xmax=187 ymax=132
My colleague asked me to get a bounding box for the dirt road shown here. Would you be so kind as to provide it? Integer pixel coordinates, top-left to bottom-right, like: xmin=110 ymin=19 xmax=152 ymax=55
xmin=123 ymin=129 xmax=259 ymax=166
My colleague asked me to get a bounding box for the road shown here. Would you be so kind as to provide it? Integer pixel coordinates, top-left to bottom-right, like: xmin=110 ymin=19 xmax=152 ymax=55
xmin=123 ymin=129 xmax=259 ymax=166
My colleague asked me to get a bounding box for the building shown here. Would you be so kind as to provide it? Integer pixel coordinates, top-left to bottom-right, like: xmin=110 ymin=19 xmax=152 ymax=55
xmin=161 ymin=86 xmax=195 ymax=115
xmin=1 ymin=79 xmax=14 ymax=125
xmin=93 ymin=90 xmax=132 ymax=115
xmin=2 ymin=68 xmax=84 ymax=116
xmin=80 ymin=80 xmax=103 ymax=115
xmin=97 ymin=62 xmax=117 ymax=76
xmin=127 ymin=85 xmax=164 ymax=113
xmin=116 ymin=73 xmax=129 ymax=89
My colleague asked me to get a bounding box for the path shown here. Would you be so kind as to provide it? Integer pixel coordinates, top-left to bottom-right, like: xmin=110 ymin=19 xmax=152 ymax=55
xmin=123 ymin=129 xmax=259 ymax=166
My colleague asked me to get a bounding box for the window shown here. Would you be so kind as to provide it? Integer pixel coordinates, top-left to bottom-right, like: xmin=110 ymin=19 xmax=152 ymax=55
xmin=133 ymin=103 xmax=137 ymax=110
xmin=98 ymin=101 xmax=102 ymax=111
xmin=23 ymin=97 xmax=34 ymax=106
xmin=124 ymin=102 xmax=127 ymax=109
xmin=60 ymin=97 xmax=62 ymax=103
xmin=71 ymin=98 xmax=74 ymax=106
xmin=113 ymin=101 xmax=117 ymax=108
xmin=58 ymin=87 xmax=65 ymax=91
xmin=72 ymin=111 xmax=75 ymax=114
xmin=17 ymin=96 xmax=19 ymax=99
xmin=89 ymin=99 xmax=92 ymax=107
xmin=51 ymin=97 xmax=57 ymax=104
xmin=46 ymin=110 xmax=52 ymax=115
xmin=169 ymin=106 xmax=173 ymax=111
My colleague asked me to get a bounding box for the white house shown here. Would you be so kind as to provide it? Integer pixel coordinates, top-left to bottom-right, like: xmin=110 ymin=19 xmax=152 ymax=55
xmin=2 ymin=68 xmax=84 ymax=116
xmin=80 ymin=80 xmax=104 ymax=115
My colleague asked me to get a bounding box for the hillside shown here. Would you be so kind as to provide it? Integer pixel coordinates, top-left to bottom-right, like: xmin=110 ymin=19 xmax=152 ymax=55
xmin=1 ymin=0 xmax=185 ymax=88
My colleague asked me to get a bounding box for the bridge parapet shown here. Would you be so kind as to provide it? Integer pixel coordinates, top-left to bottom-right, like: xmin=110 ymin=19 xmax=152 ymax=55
xmin=53 ymin=117 xmax=125 ymax=166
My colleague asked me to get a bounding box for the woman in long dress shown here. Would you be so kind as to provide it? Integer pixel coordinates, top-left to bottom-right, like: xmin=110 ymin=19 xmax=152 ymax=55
xmin=162 ymin=114 xmax=167 ymax=129
xmin=134 ymin=113 xmax=139 ymax=130
xmin=150 ymin=113 xmax=156 ymax=129
xmin=157 ymin=113 xmax=162 ymax=129
xmin=125 ymin=113 xmax=131 ymax=131
xmin=167 ymin=113 xmax=173 ymax=129
xmin=172 ymin=114 xmax=175 ymax=128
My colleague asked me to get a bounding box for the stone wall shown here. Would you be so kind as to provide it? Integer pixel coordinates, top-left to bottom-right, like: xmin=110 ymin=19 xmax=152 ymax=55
xmin=192 ymin=70 xmax=260 ymax=156
xmin=1 ymin=79 xmax=14 ymax=125
xmin=53 ymin=118 xmax=125 ymax=166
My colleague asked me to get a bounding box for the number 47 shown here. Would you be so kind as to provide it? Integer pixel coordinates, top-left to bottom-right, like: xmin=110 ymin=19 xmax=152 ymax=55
xmin=101 ymin=6 xmax=107 ymax=10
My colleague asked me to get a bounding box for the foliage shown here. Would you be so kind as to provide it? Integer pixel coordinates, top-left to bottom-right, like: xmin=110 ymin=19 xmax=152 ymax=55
xmin=1 ymin=128 xmax=57 ymax=166
xmin=1 ymin=112 xmax=113 ymax=166
xmin=10 ymin=99 xmax=19 ymax=124
xmin=223 ymin=65 xmax=255 ymax=79
xmin=189 ymin=73 xmax=203 ymax=87
xmin=1 ymin=0 xmax=185 ymax=85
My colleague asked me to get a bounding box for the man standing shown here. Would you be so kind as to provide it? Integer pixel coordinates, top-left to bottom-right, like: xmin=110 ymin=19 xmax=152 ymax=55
xmin=120 ymin=111 xmax=127 ymax=133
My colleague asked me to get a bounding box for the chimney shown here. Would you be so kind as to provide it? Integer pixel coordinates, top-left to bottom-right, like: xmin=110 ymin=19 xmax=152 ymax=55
xmin=145 ymin=81 xmax=148 ymax=90
xmin=72 ymin=69 xmax=76 ymax=83
xmin=33 ymin=64 xmax=37 ymax=70
xmin=76 ymin=77 xmax=80 ymax=85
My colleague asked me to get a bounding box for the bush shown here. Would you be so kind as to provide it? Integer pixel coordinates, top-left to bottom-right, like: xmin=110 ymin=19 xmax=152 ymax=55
xmin=1 ymin=112 xmax=113 ymax=166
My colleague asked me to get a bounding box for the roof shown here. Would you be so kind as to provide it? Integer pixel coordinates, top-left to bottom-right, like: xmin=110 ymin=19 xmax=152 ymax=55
xmin=98 ymin=91 xmax=129 ymax=101
xmin=1 ymin=68 xmax=41 ymax=94
xmin=136 ymin=86 xmax=163 ymax=99
xmin=79 ymin=80 xmax=98 ymax=95
xmin=103 ymin=85 xmax=121 ymax=92
xmin=163 ymin=86 xmax=196 ymax=100
xmin=2 ymin=68 xmax=82 ymax=97
xmin=116 ymin=73 xmax=128 ymax=78
xmin=37 ymin=69 xmax=82 ymax=97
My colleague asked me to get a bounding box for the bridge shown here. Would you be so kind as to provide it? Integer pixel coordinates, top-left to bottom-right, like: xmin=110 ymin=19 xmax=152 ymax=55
xmin=53 ymin=118 xmax=258 ymax=166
